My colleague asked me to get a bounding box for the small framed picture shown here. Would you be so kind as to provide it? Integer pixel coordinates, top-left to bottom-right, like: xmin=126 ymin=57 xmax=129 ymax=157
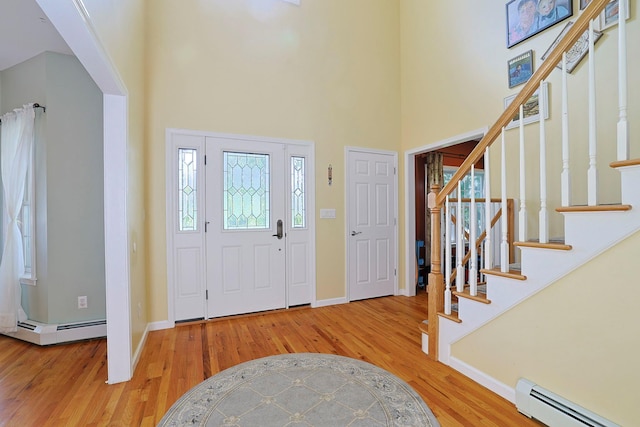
xmin=508 ymin=50 xmax=534 ymax=88
xmin=541 ymin=21 xmax=603 ymax=73
xmin=504 ymin=82 xmax=549 ymax=130
xmin=581 ymin=0 xmax=630 ymax=30
xmin=598 ymin=0 xmax=630 ymax=30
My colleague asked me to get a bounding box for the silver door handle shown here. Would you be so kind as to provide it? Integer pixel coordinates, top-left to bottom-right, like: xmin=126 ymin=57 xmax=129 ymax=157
xmin=351 ymin=231 xmax=362 ymax=236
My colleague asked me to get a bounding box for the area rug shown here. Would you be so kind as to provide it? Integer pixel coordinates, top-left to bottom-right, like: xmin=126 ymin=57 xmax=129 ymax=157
xmin=158 ymin=353 xmax=440 ymax=427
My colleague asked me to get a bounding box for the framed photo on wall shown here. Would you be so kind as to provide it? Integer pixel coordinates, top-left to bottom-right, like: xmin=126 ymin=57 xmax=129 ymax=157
xmin=507 ymin=0 xmax=573 ymax=48
xmin=508 ymin=50 xmax=534 ymax=88
xmin=540 ymin=21 xmax=603 ymax=73
xmin=599 ymin=0 xmax=630 ymax=30
xmin=580 ymin=0 xmax=629 ymax=29
xmin=504 ymin=82 xmax=549 ymax=129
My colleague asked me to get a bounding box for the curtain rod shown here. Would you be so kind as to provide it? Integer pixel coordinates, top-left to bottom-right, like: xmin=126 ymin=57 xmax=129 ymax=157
xmin=0 ymin=103 xmax=46 ymax=125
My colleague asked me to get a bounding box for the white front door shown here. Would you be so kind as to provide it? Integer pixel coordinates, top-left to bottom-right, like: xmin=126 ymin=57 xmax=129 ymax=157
xmin=347 ymin=149 xmax=397 ymax=301
xmin=205 ymin=137 xmax=287 ymax=318
xmin=168 ymin=130 xmax=315 ymax=322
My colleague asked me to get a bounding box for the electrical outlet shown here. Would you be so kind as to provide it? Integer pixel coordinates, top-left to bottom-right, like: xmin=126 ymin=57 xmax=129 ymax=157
xmin=78 ymin=296 xmax=88 ymax=309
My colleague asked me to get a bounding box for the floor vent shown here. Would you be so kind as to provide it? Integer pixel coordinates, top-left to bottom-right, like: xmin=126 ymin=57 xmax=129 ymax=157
xmin=6 ymin=319 xmax=107 ymax=346
xmin=516 ymin=378 xmax=619 ymax=427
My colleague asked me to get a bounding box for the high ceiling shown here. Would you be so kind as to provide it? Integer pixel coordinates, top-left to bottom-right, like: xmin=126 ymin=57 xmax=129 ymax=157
xmin=0 ymin=0 xmax=74 ymax=71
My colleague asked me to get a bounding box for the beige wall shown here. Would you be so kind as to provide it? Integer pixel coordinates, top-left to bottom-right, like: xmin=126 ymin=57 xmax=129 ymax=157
xmin=81 ymin=0 xmax=148 ymax=351
xmin=453 ymin=229 xmax=640 ymax=426
xmin=145 ymin=0 xmax=401 ymax=320
xmin=401 ymin=1 xmax=639 ymax=237
xmin=401 ymin=1 xmax=639 ymax=425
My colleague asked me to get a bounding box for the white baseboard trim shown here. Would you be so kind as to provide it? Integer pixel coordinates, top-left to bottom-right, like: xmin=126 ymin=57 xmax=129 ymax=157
xmin=312 ymin=296 xmax=348 ymax=308
xmin=5 ymin=319 xmax=107 ymax=346
xmin=148 ymin=320 xmax=174 ymax=331
xmin=131 ymin=324 xmax=149 ymax=374
xmin=449 ymin=356 xmax=516 ymax=403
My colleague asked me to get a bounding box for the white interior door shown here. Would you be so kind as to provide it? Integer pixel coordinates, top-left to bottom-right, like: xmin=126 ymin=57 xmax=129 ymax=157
xmin=347 ymin=149 xmax=397 ymax=301
xmin=205 ymin=137 xmax=286 ymax=318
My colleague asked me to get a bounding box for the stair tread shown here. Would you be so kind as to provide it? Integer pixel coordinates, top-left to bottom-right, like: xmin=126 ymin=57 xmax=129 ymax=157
xmin=480 ymin=267 xmax=527 ymax=280
xmin=514 ymin=241 xmax=572 ymax=250
xmin=453 ymin=288 xmax=491 ymax=304
xmin=556 ymin=204 xmax=632 ymax=213
xmin=419 ymin=320 xmax=429 ymax=334
xmin=437 ymin=311 xmax=462 ymax=323
xmin=610 ymin=158 xmax=640 ymax=168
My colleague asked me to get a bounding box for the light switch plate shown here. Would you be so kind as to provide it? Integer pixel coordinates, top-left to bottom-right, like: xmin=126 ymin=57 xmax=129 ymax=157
xmin=320 ymin=208 xmax=336 ymax=219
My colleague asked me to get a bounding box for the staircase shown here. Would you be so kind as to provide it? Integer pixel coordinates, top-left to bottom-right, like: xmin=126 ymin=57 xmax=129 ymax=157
xmin=420 ymin=0 xmax=638 ymax=404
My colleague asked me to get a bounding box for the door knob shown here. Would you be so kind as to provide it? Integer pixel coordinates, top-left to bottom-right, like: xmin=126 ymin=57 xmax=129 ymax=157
xmin=351 ymin=231 xmax=362 ymax=236
xmin=272 ymin=219 xmax=283 ymax=239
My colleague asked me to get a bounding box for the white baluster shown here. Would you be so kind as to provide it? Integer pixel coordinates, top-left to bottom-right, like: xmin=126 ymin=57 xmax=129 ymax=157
xmin=519 ymin=104 xmax=527 ymax=242
xmin=501 ymin=128 xmax=509 ymax=273
xmin=456 ymin=181 xmax=465 ymax=292
xmin=470 ymin=165 xmax=477 ymax=296
xmin=445 ymin=196 xmax=452 ymax=315
xmin=561 ymin=53 xmax=571 ymax=206
xmin=617 ymin=0 xmax=629 ymax=161
xmin=588 ymin=19 xmax=598 ymax=206
xmin=484 ymin=147 xmax=492 ymax=270
xmin=539 ymin=80 xmax=548 ymax=244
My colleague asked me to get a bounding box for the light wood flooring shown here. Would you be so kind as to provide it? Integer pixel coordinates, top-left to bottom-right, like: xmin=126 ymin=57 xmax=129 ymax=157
xmin=0 ymin=292 xmax=543 ymax=426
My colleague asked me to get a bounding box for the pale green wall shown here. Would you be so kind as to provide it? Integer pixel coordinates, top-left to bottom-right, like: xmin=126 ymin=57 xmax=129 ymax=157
xmin=145 ymin=0 xmax=401 ymax=320
xmin=0 ymin=52 xmax=105 ymax=324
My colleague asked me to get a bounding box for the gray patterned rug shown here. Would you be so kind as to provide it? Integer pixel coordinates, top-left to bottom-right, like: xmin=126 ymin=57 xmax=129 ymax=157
xmin=158 ymin=353 xmax=440 ymax=427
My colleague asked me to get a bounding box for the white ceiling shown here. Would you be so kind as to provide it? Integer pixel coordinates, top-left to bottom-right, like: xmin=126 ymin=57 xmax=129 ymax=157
xmin=0 ymin=0 xmax=74 ymax=71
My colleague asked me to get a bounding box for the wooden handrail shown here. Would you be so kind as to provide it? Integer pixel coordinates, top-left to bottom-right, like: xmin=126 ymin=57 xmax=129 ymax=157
xmin=436 ymin=0 xmax=611 ymax=207
xmin=425 ymin=0 xmax=611 ymax=361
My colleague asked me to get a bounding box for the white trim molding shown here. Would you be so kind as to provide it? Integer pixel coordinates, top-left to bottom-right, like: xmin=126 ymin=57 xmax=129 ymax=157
xmin=36 ymin=0 xmax=132 ymax=384
xmin=403 ymin=127 xmax=488 ymax=297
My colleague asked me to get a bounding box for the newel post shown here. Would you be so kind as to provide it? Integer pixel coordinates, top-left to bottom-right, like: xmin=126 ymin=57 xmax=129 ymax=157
xmin=427 ymin=184 xmax=443 ymax=360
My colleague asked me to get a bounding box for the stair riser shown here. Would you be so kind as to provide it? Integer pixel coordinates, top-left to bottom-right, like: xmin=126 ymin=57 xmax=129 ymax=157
xmin=562 ymin=210 xmax=640 ymax=251
xmin=619 ymin=165 xmax=640 ymax=206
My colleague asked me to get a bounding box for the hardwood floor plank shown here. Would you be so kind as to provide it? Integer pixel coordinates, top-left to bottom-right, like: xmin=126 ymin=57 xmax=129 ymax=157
xmin=0 ymin=293 xmax=543 ymax=426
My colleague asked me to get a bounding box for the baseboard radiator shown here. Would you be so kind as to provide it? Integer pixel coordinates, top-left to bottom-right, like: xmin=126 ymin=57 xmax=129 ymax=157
xmin=3 ymin=319 xmax=107 ymax=345
xmin=516 ymin=379 xmax=619 ymax=427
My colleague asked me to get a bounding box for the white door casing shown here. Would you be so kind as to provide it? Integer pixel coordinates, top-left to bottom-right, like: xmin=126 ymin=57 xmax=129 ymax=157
xmin=166 ymin=130 xmax=315 ymax=322
xmin=346 ymin=148 xmax=398 ymax=301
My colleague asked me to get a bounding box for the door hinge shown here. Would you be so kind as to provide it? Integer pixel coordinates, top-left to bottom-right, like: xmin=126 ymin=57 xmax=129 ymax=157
xmin=394 ymin=167 xmax=396 ymax=175
xmin=206 ymin=290 xmax=209 ymax=300
xmin=395 ymin=268 xmax=397 ymax=276
xmin=204 ymin=155 xmax=207 ymax=165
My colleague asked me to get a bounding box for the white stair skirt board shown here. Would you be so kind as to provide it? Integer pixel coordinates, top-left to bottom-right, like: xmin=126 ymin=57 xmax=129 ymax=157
xmin=4 ymin=319 xmax=107 ymax=346
xmin=439 ymin=210 xmax=640 ymax=363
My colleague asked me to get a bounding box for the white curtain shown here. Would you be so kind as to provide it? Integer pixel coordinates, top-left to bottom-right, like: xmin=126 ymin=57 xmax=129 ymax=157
xmin=0 ymin=104 xmax=35 ymax=333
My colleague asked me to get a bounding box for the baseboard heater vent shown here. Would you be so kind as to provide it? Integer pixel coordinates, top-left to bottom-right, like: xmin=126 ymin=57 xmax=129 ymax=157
xmin=516 ymin=378 xmax=619 ymax=427
xmin=6 ymin=319 xmax=107 ymax=346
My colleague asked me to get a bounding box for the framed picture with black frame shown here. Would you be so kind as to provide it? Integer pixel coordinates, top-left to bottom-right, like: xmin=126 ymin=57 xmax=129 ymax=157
xmin=507 ymin=0 xmax=573 ymax=48
xmin=508 ymin=50 xmax=534 ymax=88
